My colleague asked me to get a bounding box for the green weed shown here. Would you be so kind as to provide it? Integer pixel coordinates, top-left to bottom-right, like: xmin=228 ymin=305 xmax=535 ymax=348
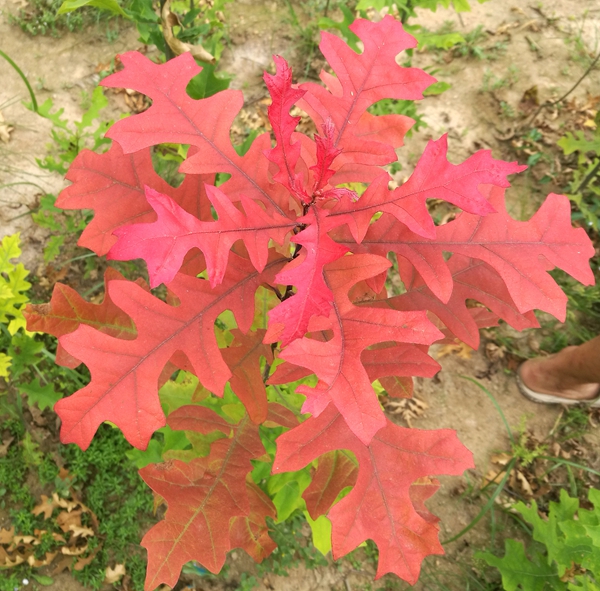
xmin=481 ymin=65 xmax=519 ymax=93
xmin=9 ymin=0 xmax=111 ymax=36
xmin=538 ymin=270 xmax=600 ymax=353
xmin=478 ymin=488 xmax=600 ymax=590
xmin=0 ymin=418 xmax=154 ymax=590
xmin=557 ymin=113 xmax=600 ymax=233
xmin=452 ymin=25 xmax=507 ymax=61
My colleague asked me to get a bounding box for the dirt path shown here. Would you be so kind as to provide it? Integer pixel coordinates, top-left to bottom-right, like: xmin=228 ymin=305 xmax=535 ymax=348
xmin=1 ymin=0 xmax=599 ymax=589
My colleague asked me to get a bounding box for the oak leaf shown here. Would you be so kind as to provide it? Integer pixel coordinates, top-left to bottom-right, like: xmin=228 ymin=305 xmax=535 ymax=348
xmin=273 ymin=404 xmax=474 ymax=583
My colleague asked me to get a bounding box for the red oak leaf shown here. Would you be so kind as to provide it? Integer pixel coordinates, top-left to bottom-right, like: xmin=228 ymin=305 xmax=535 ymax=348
xmin=264 ymin=55 xmax=308 ymax=202
xmin=383 ymin=255 xmax=539 ymax=349
xmin=409 ymin=477 xmax=441 ymax=524
xmin=266 ymin=207 xmax=349 ymax=346
xmin=55 ymin=253 xmax=285 ymax=450
xmin=331 ymin=136 xmax=526 ymax=241
xmin=141 ymin=402 xmax=293 ymax=585
xmin=229 ymin=480 xmax=277 ymax=562
xmin=303 ymin=450 xmax=358 ymax=519
xmin=281 ymin=254 xmax=442 ymax=445
xmin=23 ymin=268 xmax=144 ymax=368
xmin=222 ymin=329 xmax=273 ymax=424
xmin=56 ymin=143 xmax=213 ymax=256
xmin=273 ymin=403 xmax=474 ymax=583
xmin=336 ymin=212 xmax=453 ymax=302
xmin=140 ymin=409 xmax=266 ymax=587
xmin=101 ymin=52 xmax=293 ymax=216
xmin=298 ymin=16 xmax=435 ymax=181
xmin=108 ymin=185 xmax=295 ymax=287
xmin=435 ymin=187 xmax=595 ymax=320
xmin=362 ymin=344 xmax=440 ymax=384
xmin=379 ymin=376 xmax=415 ymax=398
xmin=269 ymin=342 xmax=439 ymax=401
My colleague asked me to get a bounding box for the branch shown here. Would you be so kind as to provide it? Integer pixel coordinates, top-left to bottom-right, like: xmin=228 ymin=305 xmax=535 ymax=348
xmin=521 ymin=48 xmax=600 ymax=129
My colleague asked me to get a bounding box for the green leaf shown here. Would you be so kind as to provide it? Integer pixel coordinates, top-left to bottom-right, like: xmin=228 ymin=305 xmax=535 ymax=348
xmin=19 ymin=378 xmax=62 ymax=411
xmin=0 ymin=233 xmax=22 ymax=265
xmin=272 ymin=481 xmax=301 ymax=522
xmin=0 ymin=353 xmax=11 ymax=378
xmin=318 ymin=6 xmax=360 ymax=52
xmin=43 ymin=235 xmax=65 ymax=263
xmin=234 ymin=130 xmax=260 ymax=157
xmin=77 ymin=87 xmax=109 ymax=132
xmin=32 ymin=574 xmax=54 ymax=586
xmin=187 ymin=63 xmax=232 ymax=100
xmin=158 ymin=372 xmax=204 ymax=415
xmin=476 ymin=539 xmax=562 ymax=591
xmin=423 ymin=81 xmax=451 ymax=96
xmin=22 ymin=432 xmax=43 ymax=467
xmin=516 ymin=491 xmax=597 ymax=577
xmin=569 ymin=576 xmax=600 ymax=591
xmin=57 ymin=0 xmax=128 ymax=17
xmin=127 ymin=425 xmax=191 ymax=468
xmin=221 ymin=402 xmax=246 ymax=422
xmin=557 ymin=131 xmax=600 ymax=157
xmin=32 ymin=98 xmax=69 ymax=129
xmin=7 ymin=332 xmax=43 ymax=378
xmin=268 ymin=469 xmax=311 ymax=522
xmin=415 ymin=31 xmax=465 ymax=50
xmin=0 ymin=234 xmax=30 ymax=331
xmin=304 ymin=512 xmax=332 ymax=555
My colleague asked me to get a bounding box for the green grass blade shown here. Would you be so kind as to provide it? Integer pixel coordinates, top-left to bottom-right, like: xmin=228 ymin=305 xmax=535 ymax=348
xmin=442 ymin=457 xmax=516 ymax=545
xmin=539 ymin=455 xmax=600 ymax=477
xmin=0 ymin=50 xmax=38 ymax=112
xmin=460 ymin=374 xmax=514 ymax=444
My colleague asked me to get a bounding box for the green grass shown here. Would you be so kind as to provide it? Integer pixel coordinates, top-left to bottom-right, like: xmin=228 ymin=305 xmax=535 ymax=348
xmin=8 ymin=0 xmax=117 ymax=36
xmin=0 ymin=418 xmax=154 ymax=590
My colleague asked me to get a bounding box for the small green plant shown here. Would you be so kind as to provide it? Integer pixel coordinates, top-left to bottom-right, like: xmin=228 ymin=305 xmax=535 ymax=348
xmin=538 ymin=270 xmax=600 ymax=354
xmin=32 ymin=86 xmax=111 ymax=176
xmin=481 ymin=65 xmax=519 ymax=93
xmin=57 ymin=0 xmax=231 ymax=73
xmin=477 ymin=488 xmax=600 ymax=590
xmin=355 ymin=0 xmax=489 ymax=22
xmin=25 ymin=87 xmax=111 ymax=262
xmin=557 ymin=116 xmax=600 ymax=232
xmin=8 ymin=0 xmax=106 ymax=36
xmin=452 ymin=24 xmax=507 ymax=60
xmin=0 ymin=234 xmax=33 ymax=379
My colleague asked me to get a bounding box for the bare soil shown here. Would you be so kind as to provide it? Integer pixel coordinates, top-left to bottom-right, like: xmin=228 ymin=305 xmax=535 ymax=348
xmin=1 ymin=0 xmax=599 ymax=589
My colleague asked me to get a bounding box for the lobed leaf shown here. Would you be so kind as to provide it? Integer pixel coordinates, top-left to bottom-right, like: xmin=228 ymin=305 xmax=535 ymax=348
xmin=273 ymin=404 xmax=474 ymax=583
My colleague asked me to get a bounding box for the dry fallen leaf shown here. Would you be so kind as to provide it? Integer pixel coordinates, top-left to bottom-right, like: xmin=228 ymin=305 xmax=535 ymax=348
xmin=0 ymin=111 xmax=14 ymax=143
xmin=437 ymin=341 xmax=473 ymax=360
xmin=69 ymin=524 xmax=95 ymax=538
xmin=0 ymin=436 xmax=14 ymax=457
xmin=74 ymin=546 xmax=100 ymax=570
xmin=0 ymin=527 xmax=15 ymax=544
xmin=56 ymin=507 xmax=81 ymax=526
xmin=61 ymin=544 xmax=89 ymax=556
xmin=105 ymin=563 xmax=127 ymax=584
xmin=27 ymin=551 xmax=58 ymax=567
xmin=515 ymin=470 xmax=534 ymax=498
xmin=32 ymin=494 xmax=58 ymax=520
xmin=384 ymin=397 xmax=428 ymax=428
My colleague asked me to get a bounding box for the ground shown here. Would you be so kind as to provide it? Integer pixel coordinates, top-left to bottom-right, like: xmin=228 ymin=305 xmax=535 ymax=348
xmin=1 ymin=0 xmax=599 ymax=589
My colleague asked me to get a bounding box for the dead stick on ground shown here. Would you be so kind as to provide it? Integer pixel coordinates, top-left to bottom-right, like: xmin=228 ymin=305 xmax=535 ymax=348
xmin=520 ymin=48 xmax=600 ymax=130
